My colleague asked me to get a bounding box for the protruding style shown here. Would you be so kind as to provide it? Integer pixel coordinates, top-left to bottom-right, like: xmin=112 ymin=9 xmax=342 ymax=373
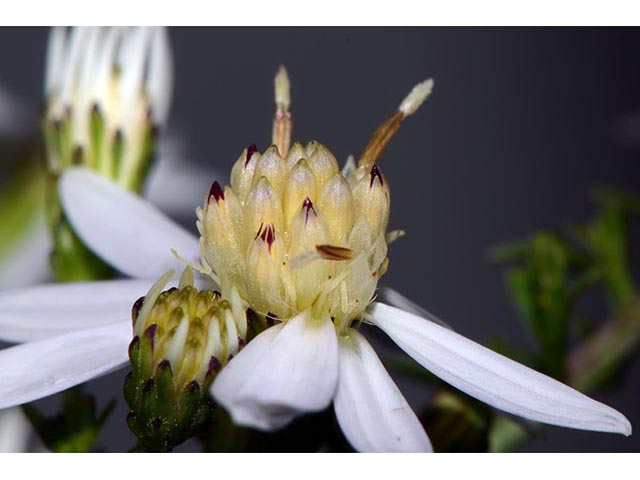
xmin=272 ymin=65 xmax=292 ymax=157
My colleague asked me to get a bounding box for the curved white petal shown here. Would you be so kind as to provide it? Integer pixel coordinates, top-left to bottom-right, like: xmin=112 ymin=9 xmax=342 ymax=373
xmin=0 ymin=407 xmax=31 ymax=453
xmin=59 ymin=168 xmax=200 ymax=280
xmin=334 ymin=330 xmax=432 ymax=452
xmin=0 ymin=279 xmax=151 ymax=343
xmin=368 ymin=302 xmax=632 ymax=436
xmin=212 ymin=312 xmax=339 ymax=431
xmin=378 ymin=286 xmax=452 ymax=330
xmin=0 ymin=321 xmax=131 ymax=410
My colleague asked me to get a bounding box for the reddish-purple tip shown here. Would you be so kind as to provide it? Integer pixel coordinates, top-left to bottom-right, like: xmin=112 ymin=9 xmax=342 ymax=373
xmin=256 ymin=223 xmax=276 ymax=251
xmin=209 ymin=181 xmax=225 ymax=203
xmin=245 ymin=144 xmax=258 ymax=167
xmin=369 ymin=164 xmax=384 ymax=188
xmin=302 ymin=197 xmax=316 ymax=225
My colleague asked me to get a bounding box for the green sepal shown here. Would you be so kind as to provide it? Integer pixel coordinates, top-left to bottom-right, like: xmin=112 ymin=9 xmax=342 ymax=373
xmin=124 ymin=334 xmax=215 ymax=452
xmin=90 ymin=104 xmax=106 ymax=174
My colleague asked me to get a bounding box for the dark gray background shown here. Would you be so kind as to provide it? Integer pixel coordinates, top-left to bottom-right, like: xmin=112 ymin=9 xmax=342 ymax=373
xmin=1 ymin=27 xmax=639 ymax=452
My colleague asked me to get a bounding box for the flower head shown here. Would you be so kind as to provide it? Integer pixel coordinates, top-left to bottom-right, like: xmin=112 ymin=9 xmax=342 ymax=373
xmin=43 ymin=26 xmax=172 ymax=191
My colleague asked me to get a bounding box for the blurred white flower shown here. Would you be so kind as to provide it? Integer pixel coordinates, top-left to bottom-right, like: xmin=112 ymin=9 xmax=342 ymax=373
xmin=0 ymin=27 xmax=218 ymax=288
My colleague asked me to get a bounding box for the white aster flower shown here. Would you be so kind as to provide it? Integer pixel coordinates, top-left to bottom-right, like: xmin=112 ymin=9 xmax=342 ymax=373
xmin=0 ymin=67 xmax=632 ymax=453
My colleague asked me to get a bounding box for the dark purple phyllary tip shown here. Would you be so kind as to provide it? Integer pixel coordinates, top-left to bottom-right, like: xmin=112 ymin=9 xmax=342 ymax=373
xmin=245 ymin=144 xmax=258 ymax=167
xmin=209 ymin=181 xmax=225 ymax=203
xmin=370 ymin=164 xmax=384 ymax=188
xmin=131 ymin=296 xmax=145 ymax=320
xmin=302 ymin=197 xmax=316 ymax=225
xmin=207 ymin=356 xmax=222 ymax=378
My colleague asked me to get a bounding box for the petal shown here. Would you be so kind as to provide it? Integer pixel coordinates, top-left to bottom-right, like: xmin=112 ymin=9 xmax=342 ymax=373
xmin=59 ymin=168 xmax=200 ymax=280
xmin=378 ymin=286 xmax=452 ymax=330
xmin=0 ymin=279 xmax=150 ymax=343
xmin=44 ymin=26 xmax=67 ymax=95
xmin=0 ymin=321 xmax=131 ymax=410
xmin=0 ymin=407 xmax=31 ymax=453
xmin=146 ymin=27 xmax=173 ymax=127
xmin=212 ymin=311 xmax=339 ymax=431
xmin=334 ymin=329 xmax=432 ymax=452
xmin=368 ymin=302 xmax=632 ymax=436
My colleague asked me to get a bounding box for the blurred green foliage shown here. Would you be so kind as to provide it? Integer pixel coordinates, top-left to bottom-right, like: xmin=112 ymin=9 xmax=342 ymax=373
xmin=22 ymin=387 xmax=115 ymax=453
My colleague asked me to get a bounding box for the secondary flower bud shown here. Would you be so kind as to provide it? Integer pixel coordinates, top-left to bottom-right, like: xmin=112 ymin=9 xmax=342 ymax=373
xmin=125 ymin=269 xmax=247 ymax=451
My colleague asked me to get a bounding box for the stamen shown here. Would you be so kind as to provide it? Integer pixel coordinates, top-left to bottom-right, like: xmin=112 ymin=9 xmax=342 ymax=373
xmin=358 ymin=78 xmax=434 ymax=168
xmin=316 ymin=244 xmax=354 ymax=261
xmin=272 ymin=65 xmax=292 ymax=157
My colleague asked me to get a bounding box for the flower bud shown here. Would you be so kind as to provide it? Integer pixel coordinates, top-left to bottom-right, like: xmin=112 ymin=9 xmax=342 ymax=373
xmin=244 ymin=224 xmax=289 ymax=318
xmin=288 ymin=199 xmax=331 ymax=310
xmin=317 ymin=173 xmax=354 ymax=245
xmin=352 ymin=165 xmax=390 ymax=239
xmin=125 ymin=269 xmax=247 ymax=451
xmin=308 ymin=143 xmax=339 ymax=188
xmin=198 ymin=183 xmax=243 ymax=288
xmin=230 ymin=144 xmax=260 ymax=202
xmin=285 ymin=141 xmax=306 ymax=170
xmin=284 ymin=159 xmax=317 ymax=228
xmin=242 ymin=177 xmax=285 ymax=250
xmin=254 ymin=145 xmax=287 ymax=197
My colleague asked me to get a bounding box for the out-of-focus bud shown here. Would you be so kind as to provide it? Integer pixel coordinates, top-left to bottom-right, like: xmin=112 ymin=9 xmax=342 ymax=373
xmin=43 ymin=27 xmax=174 ymax=281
